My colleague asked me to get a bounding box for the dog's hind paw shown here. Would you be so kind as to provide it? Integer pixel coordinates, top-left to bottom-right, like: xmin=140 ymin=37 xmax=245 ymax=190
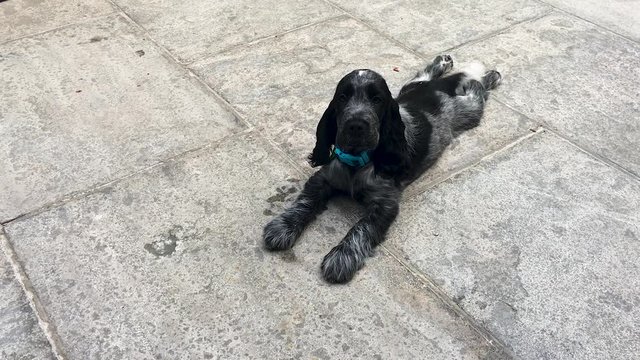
xmin=321 ymin=243 xmax=362 ymax=283
xmin=429 ymin=54 xmax=453 ymax=75
xmin=424 ymin=55 xmax=454 ymax=80
xmin=482 ymin=70 xmax=502 ymax=90
xmin=437 ymin=54 xmax=454 ymax=72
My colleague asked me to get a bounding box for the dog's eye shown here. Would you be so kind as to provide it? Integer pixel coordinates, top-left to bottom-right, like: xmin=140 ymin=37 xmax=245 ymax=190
xmin=371 ymin=96 xmax=383 ymax=104
xmin=338 ymin=94 xmax=348 ymax=103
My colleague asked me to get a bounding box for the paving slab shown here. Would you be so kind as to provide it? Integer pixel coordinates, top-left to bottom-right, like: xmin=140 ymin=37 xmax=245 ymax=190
xmin=0 ymin=234 xmax=54 ymax=360
xmin=0 ymin=0 xmax=115 ymax=43
xmin=452 ymin=13 xmax=640 ymax=176
xmin=542 ymin=0 xmax=640 ymax=41
xmin=331 ymin=0 xmax=551 ymax=56
xmin=192 ymin=17 xmax=534 ymax=181
xmin=0 ymin=14 xmax=243 ymax=222
xmin=112 ymin=0 xmax=341 ymax=64
xmin=388 ymin=131 xmax=640 ymax=359
xmin=405 ymin=100 xmax=535 ymax=196
xmin=4 ymin=133 xmax=501 ymax=359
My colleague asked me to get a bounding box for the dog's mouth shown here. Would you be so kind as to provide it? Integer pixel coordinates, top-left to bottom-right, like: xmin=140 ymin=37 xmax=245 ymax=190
xmin=339 ymin=144 xmax=373 ymax=154
xmin=336 ymin=136 xmax=378 ymax=154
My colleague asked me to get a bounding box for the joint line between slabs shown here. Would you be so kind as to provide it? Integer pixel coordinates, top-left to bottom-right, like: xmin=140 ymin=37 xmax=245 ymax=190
xmin=0 ymin=228 xmax=68 ymax=360
xmin=381 ymin=244 xmax=514 ymax=358
xmin=1 ymin=130 xmax=250 ymax=225
xmin=535 ymin=0 xmax=640 ymax=45
xmin=105 ymin=1 xmax=251 ymax=130
xmin=321 ymin=0 xmax=427 ymax=60
xmin=185 ymin=15 xmax=348 ymax=66
xmin=106 ymin=0 xmax=316 ymax=175
xmin=403 ymin=128 xmax=545 ymax=200
xmin=0 ymin=11 xmax=117 ymax=47
xmin=493 ymin=98 xmax=640 ymax=182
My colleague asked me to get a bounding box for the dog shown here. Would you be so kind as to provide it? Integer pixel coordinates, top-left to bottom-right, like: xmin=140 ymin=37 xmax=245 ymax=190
xmin=263 ymin=55 xmax=502 ymax=283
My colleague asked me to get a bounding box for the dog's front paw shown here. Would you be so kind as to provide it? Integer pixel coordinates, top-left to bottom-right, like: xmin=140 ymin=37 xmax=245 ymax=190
xmin=263 ymin=216 xmax=299 ymax=251
xmin=321 ymin=243 xmax=362 ymax=283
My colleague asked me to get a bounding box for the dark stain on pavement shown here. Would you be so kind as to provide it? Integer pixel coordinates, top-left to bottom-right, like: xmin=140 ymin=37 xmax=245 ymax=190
xmin=266 ymin=185 xmax=298 ymax=203
xmin=89 ymin=36 xmax=108 ymax=43
xmin=144 ymin=225 xmax=184 ymax=257
xmin=264 ymin=182 xmax=301 ymax=216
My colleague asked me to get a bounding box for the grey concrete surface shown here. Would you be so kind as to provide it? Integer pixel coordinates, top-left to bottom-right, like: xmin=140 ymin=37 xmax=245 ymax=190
xmin=112 ymin=0 xmax=341 ymax=63
xmin=0 ymin=234 xmax=54 ymax=360
xmin=2 ymin=0 xmax=640 ymax=359
xmin=388 ymin=132 xmax=640 ymax=359
xmin=5 ymin=134 xmax=501 ymax=359
xmin=0 ymin=14 xmax=243 ymax=221
xmin=542 ymin=0 xmax=640 ymax=41
xmin=404 ymin=100 xmax=536 ymax=197
xmin=452 ymin=14 xmax=640 ymax=176
xmin=332 ymin=0 xmax=551 ymax=56
xmin=0 ymin=0 xmax=115 ymax=44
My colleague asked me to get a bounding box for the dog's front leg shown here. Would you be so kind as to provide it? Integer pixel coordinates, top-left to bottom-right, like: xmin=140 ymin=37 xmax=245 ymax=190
xmin=263 ymin=172 xmax=333 ymax=251
xmin=321 ymin=187 xmax=400 ymax=283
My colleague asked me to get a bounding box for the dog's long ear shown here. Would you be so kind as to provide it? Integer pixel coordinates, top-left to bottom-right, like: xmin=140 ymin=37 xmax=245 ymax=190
xmin=308 ymin=100 xmax=337 ymax=167
xmin=373 ymin=98 xmax=410 ymax=177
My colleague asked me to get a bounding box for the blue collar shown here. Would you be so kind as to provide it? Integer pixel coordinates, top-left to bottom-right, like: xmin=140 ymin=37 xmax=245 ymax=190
xmin=332 ymin=146 xmax=372 ymax=168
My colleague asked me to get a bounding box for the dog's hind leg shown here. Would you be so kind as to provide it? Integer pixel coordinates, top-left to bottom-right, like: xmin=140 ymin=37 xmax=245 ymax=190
xmin=450 ymin=70 xmax=502 ymax=134
xmin=450 ymin=78 xmax=491 ymax=133
xmin=424 ymin=54 xmax=454 ymax=80
xmin=482 ymin=70 xmax=502 ymax=91
xmin=405 ymin=55 xmax=454 ymax=85
xmin=449 ymin=70 xmax=501 ymax=134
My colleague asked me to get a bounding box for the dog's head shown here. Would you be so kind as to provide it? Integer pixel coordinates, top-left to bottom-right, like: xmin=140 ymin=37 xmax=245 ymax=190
xmin=308 ymin=69 xmax=410 ymax=176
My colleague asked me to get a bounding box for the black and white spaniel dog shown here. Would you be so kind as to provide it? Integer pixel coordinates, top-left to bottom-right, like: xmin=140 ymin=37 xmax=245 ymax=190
xmin=263 ymin=55 xmax=502 ymax=283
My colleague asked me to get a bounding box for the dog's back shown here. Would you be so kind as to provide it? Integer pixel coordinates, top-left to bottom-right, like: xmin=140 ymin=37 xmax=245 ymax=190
xmin=396 ymin=58 xmax=502 ymax=183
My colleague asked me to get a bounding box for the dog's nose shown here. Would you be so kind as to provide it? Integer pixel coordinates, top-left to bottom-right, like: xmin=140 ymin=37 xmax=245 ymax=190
xmin=346 ymin=120 xmax=369 ymax=136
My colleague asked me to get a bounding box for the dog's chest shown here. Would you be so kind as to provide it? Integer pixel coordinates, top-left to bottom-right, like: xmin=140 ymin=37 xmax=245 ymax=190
xmin=323 ymin=160 xmax=383 ymax=196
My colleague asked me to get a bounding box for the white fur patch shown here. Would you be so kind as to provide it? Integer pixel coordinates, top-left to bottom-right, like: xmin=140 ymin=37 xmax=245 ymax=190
xmin=358 ymin=70 xmax=367 ymax=76
xmin=457 ymin=61 xmax=486 ymax=81
xmin=399 ymin=105 xmax=417 ymax=154
xmin=410 ymin=72 xmax=431 ymax=82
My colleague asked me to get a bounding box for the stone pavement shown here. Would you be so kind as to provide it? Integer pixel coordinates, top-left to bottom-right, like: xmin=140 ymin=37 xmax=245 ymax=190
xmin=0 ymin=0 xmax=638 ymax=359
